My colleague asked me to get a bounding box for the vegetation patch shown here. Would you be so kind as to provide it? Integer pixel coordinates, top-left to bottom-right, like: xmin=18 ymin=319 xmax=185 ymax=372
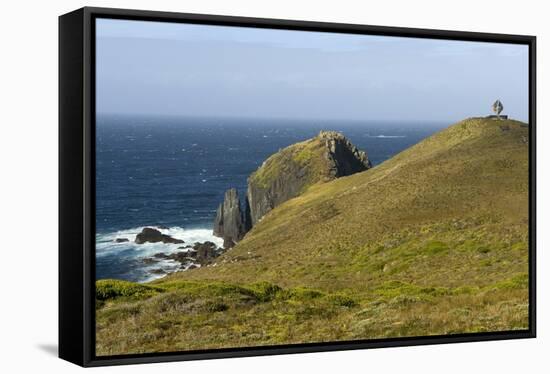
xmin=326 ymin=294 xmax=357 ymax=308
xmin=293 ymin=143 xmax=317 ymax=166
xmin=424 ymin=241 xmax=449 ymax=255
xmin=96 ymin=279 xmax=163 ymax=301
xmin=488 ymin=274 xmax=529 ymax=291
xmin=287 ymin=287 xmax=324 ymax=301
xmin=245 ymin=282 xmax=284 ymax=302
xmin=373 ymin=281 xmax=452 ymax=301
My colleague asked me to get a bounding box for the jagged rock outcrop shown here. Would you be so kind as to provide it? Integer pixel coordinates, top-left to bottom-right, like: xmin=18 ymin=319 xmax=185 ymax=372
xmin=319 ymin=131 xmax=372 ymax=178
xmin=213 ymin=131 xmax=371 ymax=247
xmin=213 ymin=188 xmax=247 ymax=248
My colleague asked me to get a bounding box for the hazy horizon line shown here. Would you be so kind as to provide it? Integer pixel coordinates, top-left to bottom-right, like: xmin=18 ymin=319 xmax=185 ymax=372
xmin=96 ymin=112 xmax=494 ymax=125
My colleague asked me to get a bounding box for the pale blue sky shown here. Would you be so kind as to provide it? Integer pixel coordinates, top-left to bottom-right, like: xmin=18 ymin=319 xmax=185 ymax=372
xmin=96 ymin=18 xmax=529 ymax=122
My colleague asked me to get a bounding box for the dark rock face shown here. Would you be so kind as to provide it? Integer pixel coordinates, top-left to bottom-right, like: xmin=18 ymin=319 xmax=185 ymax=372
xmin=135 ymin=227 xmax=184 ymax=244
xmin=114 ymin=238 xmax=129 ymax=243
xmin=212 ymin=188 xmax=248 ymax=248
xmin=193 ymin=241 xmax=219 ymax=263
xmin=213 ymin=204 xmax=224 ymax=237
xmin=319 ymin=131 xmax=372 ymax=178
xmin=247 ymin=175 xmax=299 ymax=226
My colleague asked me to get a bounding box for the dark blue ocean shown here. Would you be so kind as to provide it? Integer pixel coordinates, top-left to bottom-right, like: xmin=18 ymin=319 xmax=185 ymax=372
xmin=96 ymin=114 xmax=445 ymax=282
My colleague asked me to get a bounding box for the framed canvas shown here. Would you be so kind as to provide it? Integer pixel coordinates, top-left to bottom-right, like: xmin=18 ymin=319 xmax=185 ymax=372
xmin=59 ymin=7 xmax=536 ymax=367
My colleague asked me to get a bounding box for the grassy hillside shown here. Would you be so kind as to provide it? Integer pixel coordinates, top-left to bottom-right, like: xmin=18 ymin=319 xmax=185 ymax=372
xmin=96 ymin=118 xmax=530 ymax=355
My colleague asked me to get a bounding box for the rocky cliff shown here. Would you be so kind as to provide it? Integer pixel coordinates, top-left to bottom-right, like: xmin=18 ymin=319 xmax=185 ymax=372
xmin=247 ymin=131 xmax=371 ymax=226
xmin=213 ymin=131 xmax=371 ymax=247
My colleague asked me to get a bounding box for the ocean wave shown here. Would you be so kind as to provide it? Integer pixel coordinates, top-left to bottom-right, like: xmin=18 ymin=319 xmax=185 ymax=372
xmin=365 ymin=134 xmax=406 ymax=138
xmin=96 ymin=225 xmax=223 ymax=282
xmin=95 ymin=225 xmax=223 ymax=258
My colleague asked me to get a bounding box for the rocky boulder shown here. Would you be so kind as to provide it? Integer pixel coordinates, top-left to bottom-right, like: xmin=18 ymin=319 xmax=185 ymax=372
xmin=193 ymin=241 xmax=220 ymax=263
xmin=135 ymin=227 xmax=184 ymax=244
xmin=148 ymin=241 xmax=223 ymax=269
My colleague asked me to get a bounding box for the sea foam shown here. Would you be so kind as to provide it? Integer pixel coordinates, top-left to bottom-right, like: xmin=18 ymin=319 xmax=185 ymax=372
xmin=95 ymin=226 xmax=223 ymax=282
xmin=365 ymin=134 xmax=406 ymax=138
xmin=96 ymin=226 xmax=223 ymax=257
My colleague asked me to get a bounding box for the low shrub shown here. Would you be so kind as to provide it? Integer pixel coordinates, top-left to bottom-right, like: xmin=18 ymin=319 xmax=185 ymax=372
xmin=424 ymin=241 xmax=448 ymax=255
xmin=287 ymin=287 xmax=324 ymax=301
xmin=246 ymin=282 xmax=283 ymax=302
xmin=327 ymin=294 xmax=357 ymax=308
xmin=96 ymin=279 xmax=162 ymax=301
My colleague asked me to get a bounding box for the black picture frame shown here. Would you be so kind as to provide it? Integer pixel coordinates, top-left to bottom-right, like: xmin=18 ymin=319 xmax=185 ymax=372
xmin=59 ymin=6 xmax=537 ymax=367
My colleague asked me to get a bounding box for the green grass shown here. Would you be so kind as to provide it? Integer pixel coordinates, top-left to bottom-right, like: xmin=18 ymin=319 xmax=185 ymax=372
xmin=96 ymin=117 xmax=529 ymax=355
xmin=96 ymin=279 xmax=163 ymax=301
xmin=96 ymin=278 xmax=528 ymax=355
xmin=424 ymin=241 xmax=449 ymax=255
xmin=249 ymin=137 xmax=332 ymax=190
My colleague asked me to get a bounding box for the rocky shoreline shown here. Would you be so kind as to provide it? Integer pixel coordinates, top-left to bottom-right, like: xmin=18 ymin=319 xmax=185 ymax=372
xmin=139 ymin=240 xmax=225 ymax=276
xmin=113 ymin=227 xmax=225 ymax=279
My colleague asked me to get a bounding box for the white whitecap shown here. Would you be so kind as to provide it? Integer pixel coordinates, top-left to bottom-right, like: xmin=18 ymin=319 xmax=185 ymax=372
xmin=365 ymin=134 xmax=406 ymax=138
xmin=95 ymin=226 xmax=223 ymax=259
